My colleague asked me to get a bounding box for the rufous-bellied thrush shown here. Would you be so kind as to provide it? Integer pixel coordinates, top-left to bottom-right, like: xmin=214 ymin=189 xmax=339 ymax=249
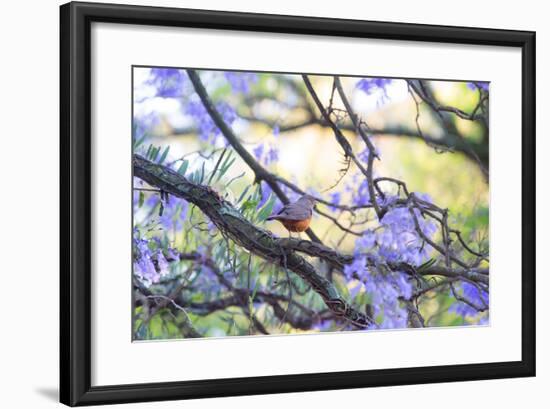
xmin=266 ymin=195 xmax=316 ymax=235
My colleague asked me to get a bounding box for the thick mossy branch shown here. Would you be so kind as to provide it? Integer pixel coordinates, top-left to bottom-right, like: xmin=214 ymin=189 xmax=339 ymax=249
xmin=276 ymin=238 xmax=353 ymax=269
xmin=133 ymin=154 xmax=375 ymax=328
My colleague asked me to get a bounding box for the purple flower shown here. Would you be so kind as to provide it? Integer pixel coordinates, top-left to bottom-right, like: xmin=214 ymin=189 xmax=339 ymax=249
xmin=349 ymin=281 xmax=364 ymax=299
xmin=353 ymin=179 xmax=371 ymax=206
xmin=449 ymin=301 xmax=476 ymax=318
xmin=328 ymin=192 xmax=341 ymax=211
xmin=358 ymin=148 xmax=370 ymax=163
xmin=133 ymin=235 xmax=160 ymax=285
xmin=395 ymin=273 xmax=412 ymax=300
xmin=218 ymin=102 xmax=237 ymax=125
xmin=377 ymin=194 xmax=398 ymax=207
xmin=273 ymin=125 xmax=280 ymax=137
xmin=186 ymin=101 xmax=213 ymax=142
xmin=166 ymin=247 xmax=179 ymax=261
xmin=257 ymin=182 xmax=273 ymax=208
xmin=133 ymin=112 xmax=160 ymax=145
xmin=355 ymin=231 xmax=376 ymax=254
xmin=156 ymin=197 xmax=188 ymax=232
xmin=135 ymin=258 xmax=158 ymax=284
xmin=351 ymin=230 xmax=412 ymax=326
xmin=478 ymin=315 xmax=489 ymax=325
xmin=467 ymin=81 xmax=489 ymax=92
xmin=156 ymin=251 xmax=170 ymax=276
xmin=145 ymin=194 xmax=159 ymax=208
xmin=253 ymin=144 xmax=278 ymax=166
xmin=133 ymin=190 xmax=140 ymax=212
xmin=449 ymin=282 xmax=488 ymax=318
xmin=375 ymin=205 xmax=435 ymax=266
xmin=415 ymin=192 xmax=433 ymax=204
xmin=147 ymin=68 xmax=186 ymax=98
xmin=265 ymin=145 xmax=279 ymax=165
xmin=313 ymin=320 xmax=333 ymax=332
xmin=347 ymin=261 xmax=411 ymax=329
xmin=253 ymin=144 xmax=264 ymax=161
xmin=186 ymin=100 xmax=236 ymax=143
xmin=357 ymin=78 xmax=392 ymax=95
xmin=343 ymin=256 xmax=368 ymax=281
xmin=224 ymin=71 xmax=258 ymax=93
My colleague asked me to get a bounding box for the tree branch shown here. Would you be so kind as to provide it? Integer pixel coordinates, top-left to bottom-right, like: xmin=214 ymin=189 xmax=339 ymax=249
xmin=186 ymin=69 xmax=326 ymax=243
xmin=134 ymin=153 xmax=376 ymax=329
xmin=145 ymin=295 xmax=203 ymax=338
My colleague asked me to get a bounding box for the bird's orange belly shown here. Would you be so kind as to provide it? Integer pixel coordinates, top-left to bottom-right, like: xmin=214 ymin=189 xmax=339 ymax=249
xmin=280 ymin=217 xmax=311 ymax=232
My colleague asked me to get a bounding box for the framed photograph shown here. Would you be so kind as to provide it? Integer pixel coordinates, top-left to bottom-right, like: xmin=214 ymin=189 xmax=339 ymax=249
xmin=60 ymin=1 xmax=536 ymax=406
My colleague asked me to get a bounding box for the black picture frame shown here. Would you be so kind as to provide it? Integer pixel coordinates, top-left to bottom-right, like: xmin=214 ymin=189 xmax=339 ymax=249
xmin=60 ymin=1 xmax=536 ymax=406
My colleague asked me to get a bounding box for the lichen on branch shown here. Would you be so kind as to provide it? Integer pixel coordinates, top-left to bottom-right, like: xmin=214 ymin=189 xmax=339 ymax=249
xmin=133 ymin=153 xmax=376 ymax=329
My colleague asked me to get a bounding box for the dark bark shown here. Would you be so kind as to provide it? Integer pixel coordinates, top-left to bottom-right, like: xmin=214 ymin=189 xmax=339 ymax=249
xmin=134 ymin=154 xmax=376 ymax=329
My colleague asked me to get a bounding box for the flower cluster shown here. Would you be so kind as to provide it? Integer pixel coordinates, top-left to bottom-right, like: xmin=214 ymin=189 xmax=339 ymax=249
xmin=377 ymin=204 xmax=437 ymax=265
xmin=148 ymin=194 xmax=189 ymax=232
xmin=146 ymin=68 xmax=187 ymax=98
xmin=355 ymin=179 xmax=372 ymax=206
xmin=357 ymin=78 xmax=392 ymax=95
xmin=467 ymin=81 xmax=489 ymax=92
xmin=328 ymin=192 xmax=341 ymax=211
xmin=344 ymin=251 xmax=412 ymax=329
xmin=344 ymin=174 xmax=369 ymax=206
xmin=185 ymin=100 xmax=236 ymax=144
xmin=224 ymin=71 xmax=258 ymax=93
xmin=343 ymin=196 xmax=438 ymax=328
xmin=257 ymin=182 xmax=273 ymax=209
xmin=253 ymin=143 xmax=279 ymax=166
xmin=133 ymin=232 xmax=170 ymax=286
xmin=133 ymin=112 xmax=160 ymax=143
xmin=449 ymin=281 xmax=489 ymax=320
xmin=187 ymin=245 xmax=227 ymax=293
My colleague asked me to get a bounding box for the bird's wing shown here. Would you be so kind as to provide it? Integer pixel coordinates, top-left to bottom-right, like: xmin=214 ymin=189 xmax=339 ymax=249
xmin=275 ymin=202 xmax=312 ymax=221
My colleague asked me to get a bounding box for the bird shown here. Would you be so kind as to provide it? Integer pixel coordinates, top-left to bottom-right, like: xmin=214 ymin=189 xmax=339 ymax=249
xmin=266 ymin=195 xmax=316 ymax=237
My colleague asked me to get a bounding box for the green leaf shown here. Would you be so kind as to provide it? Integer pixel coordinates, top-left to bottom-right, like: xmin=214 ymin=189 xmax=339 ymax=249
xmin=252 ymin=183 xmax=262 ymax=202
xmin=225 ymin=172 xmax=245 ymax=190
xmin=241 ymin=199 xmax=259 ymax=213
xmin=208 ymin=148 xmax=227 ymax=185
xmin=256 ymin=194 xmax=276 ymax=222
xmin=216 ymin=158 xmax=236 ymax=183
xmin=149 ymin=315 xmax=163 ymax=338
xmin=214 ymin=241 xmax=227 ymax=261
xmin=211 ymin=83 xmax=232 ymax=99
xmin=177 ymin=159 xmax=189 ymax=175
xmin=150 ymin=146 xmax=160 ymax=162
xmin=133 ymin=134 xmax=147 ymax=150
xmin=250 ymin=276 xmax=261 ymax=301
xmin=158 ymin=201 xmax=164 ymax=217
xmin=417 ymin=258 xmax=436 ymax=272
xmin=236 ymin=185 xmax=251 ymax=204
xmin=198 ymin=162 xmax=205 ymax=184
xmin=138 ymin=191 xmax=144 ymax=208
xmin=158 ymin=145 xmax=170 ymax=164
xmin=247 ymin=294 xmax=257 ymax=322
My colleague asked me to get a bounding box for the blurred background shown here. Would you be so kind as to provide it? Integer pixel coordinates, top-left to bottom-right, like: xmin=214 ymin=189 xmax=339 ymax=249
xmin=132 ymin=67 xmax=489 ymax=339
